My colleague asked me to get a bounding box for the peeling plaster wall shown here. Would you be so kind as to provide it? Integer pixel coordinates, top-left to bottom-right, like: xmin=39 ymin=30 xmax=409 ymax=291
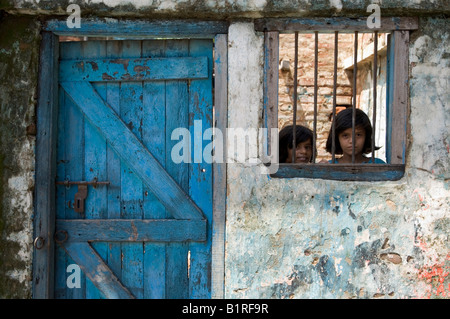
xmin=0 ymin=14 xmax=40 ymax=298
xmin=0 ymin=0 xmax=448 ymax=299
xmin=225 ymin=19 xmax=449 ymax=299
xmin=1 ymin=0 xmax=450 ymax=18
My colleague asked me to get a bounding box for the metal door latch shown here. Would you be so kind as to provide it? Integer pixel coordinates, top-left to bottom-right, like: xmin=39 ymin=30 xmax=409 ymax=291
xmin=56 ymin=178 xmax=110 ymax=214
xmin=74 ymin=184 xmax=87 ymax=214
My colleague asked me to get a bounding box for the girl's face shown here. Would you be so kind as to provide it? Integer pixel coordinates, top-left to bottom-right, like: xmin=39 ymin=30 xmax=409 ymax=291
xmin=338 ymin=126 xmax=366 ymax=158
xmin=286 ymin=139 xmax=313 ymax=163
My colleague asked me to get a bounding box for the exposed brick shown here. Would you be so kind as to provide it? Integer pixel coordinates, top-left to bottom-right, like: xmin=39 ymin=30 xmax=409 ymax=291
xmin=278 ymin=33 xmax=361 ymax=160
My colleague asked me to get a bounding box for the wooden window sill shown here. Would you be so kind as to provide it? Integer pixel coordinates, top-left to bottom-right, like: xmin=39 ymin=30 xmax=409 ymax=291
xmin=269 ymin=163 xmax=405 ymax=181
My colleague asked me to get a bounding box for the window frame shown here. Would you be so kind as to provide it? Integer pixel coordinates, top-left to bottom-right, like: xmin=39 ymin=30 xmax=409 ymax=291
xmin=258 ymin=17 xmax=418 ymax=181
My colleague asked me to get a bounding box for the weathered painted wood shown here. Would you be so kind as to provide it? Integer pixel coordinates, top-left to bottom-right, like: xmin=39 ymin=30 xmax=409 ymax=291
xmin=56 ymin=219 xmax=207 ymax=242
xmin=60 ymin=81 xmax=205 ymax=220
xmin=59 ymin=42 xmax=86 ymax=223
xmin=52 ymin=37 xmax=216 ymax=300
xmin=83 ymin=40 xmax=108 ymax=299
xmin=211 ymin=34 xmax=228 ymax=300
xmin=263 ymin=31 xmax=279 ymax=157
xmin=386 ymin=34 xmax=394 ymax=164
xmin=58 ymin=41 xmax=87 ymax=299
xmin=54 ymin=82 xmax=68 ymax=299
xmin=62 ymin=242 xmax=134 ymax=299
xmin=33 ymin=31 xmax=59 ymax=299
xmin=188 ymin=39 xmax=214 ymax=299
xmin=389 ymin=31 xmax=409 ymax=165
xmin=164 ymin=39 xmax=190 ymax=299
xmin=119 ymin=40 xmax=145 ymax=299
xmin=270 ymin=164 xmax=405 ymax=181
xmin=44 ymin=19 xmax=228 ymax=38
xmin=104 ymin=41 xmax=123 ymax=293
xmin=255 ymin=17 xmax=419 ymax=32
xmin=141 ymin=39 xmax=168 ymax=299
xmin=59 ymin=57 xmax=208 ymax=82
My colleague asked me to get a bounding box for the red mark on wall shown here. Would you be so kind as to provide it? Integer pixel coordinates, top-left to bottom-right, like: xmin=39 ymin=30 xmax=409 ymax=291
xmin=412 ymin=189 xmax=430 ymax=210
xmin=417 ymin=254 xmax=450 ymax=298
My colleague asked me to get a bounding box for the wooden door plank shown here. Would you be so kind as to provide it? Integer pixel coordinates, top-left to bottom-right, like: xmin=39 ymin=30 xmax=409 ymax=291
xmin=211 ymin=34 xmax=228 ymax=299
xmin=142 ymin=39 xmax=168 ymax=299
xmin=33 ymin=31 xmax=59 ymax=299
xmin=60 ymin=42 xmax=86 ymax=222
xmin=119 ymin=40 xmax=144 ymax=299
xmin=44 ymin=19 xmax=228 ymax=38
xmin=60 ymin=80 xmax=205 ymax=220
xmin=54 ymin=85 xmax=68 ymax=299
xmin=59 ymin=57 xmax=208 ymax=82
xmin=104 ymin=40 xmax=123 ymax=289
xmin=55 ymin=42 xmax=71 ymax=299
xmin=142 ymin=40 xmax=167 ymax=220
xmin=187 ymin=39 xmax=213 ymax=299
xmin=84 ymin=41 xmax=108 ymax=222
xmin=56 ymin=219 xmax=207 ymax=242
xmin=62 ymin=242 xmax=134 ymax=299
xmin=58 ymin=41 xmax=87 ymax=299
xmin=165 ymin=39 xmax=190 ymax=299
xmin=82 ymin=40 xmax=108 ymax=299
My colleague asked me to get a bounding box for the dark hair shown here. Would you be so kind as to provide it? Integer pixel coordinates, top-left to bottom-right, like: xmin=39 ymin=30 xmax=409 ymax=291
xmin=325 ymin=108 xmax=380 ymax=155
xmin=279 ymin=125 xmax=314 ymax=163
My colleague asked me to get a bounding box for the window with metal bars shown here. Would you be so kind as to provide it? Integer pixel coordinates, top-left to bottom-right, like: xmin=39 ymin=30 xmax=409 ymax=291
xmin=258 ymin=17 xmax=418 ymax=181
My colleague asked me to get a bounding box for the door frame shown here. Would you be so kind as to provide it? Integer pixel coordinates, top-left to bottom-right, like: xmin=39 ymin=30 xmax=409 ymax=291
xmin=33 ymin=19 xmax=228 ymax=299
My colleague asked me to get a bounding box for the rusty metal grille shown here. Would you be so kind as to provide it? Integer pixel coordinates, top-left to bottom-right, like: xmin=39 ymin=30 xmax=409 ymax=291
xmin=287 ymin=30 xmax=382 ymax=164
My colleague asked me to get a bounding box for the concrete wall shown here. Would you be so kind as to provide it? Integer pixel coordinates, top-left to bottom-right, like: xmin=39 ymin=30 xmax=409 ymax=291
xmin=225 ymin=18 xmax=449 ymax=299
xmin=2 ymin=0 xmax=450 ymax=18
xmin=0 ymin=0 xmax=448 ymax=298
xmin=0 ymin=13 xmax=40 ymax=298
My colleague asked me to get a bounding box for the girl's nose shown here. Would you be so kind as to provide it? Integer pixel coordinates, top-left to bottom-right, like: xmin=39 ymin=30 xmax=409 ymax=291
xmin=297 ymin=147 xmax=306 ymax=155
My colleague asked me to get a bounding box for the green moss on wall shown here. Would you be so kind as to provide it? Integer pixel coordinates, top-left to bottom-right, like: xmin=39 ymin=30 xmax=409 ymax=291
xmin=0 ymin=0 xmax=13 ymax=10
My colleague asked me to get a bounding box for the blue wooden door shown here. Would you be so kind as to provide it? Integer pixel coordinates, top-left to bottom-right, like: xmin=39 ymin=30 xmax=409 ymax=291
xmin=54 ymin=39 xmax=213 ymax=299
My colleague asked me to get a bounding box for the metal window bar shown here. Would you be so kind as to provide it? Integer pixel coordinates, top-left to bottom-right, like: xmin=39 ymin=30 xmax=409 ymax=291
xmin=352 ymin=31 xmax=358 ymax=164
xmin=372 ymin=31 xmax=378 ymax=163
xmin=291 ymin=31 xmax=299 ymax=163
xmin=313 ymin=31 xmax=318 ymax=163
xmin=331 ymin=31 xmax=339 ymax=163
xmin=290 ymin=30 xmax=379 ymax=165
